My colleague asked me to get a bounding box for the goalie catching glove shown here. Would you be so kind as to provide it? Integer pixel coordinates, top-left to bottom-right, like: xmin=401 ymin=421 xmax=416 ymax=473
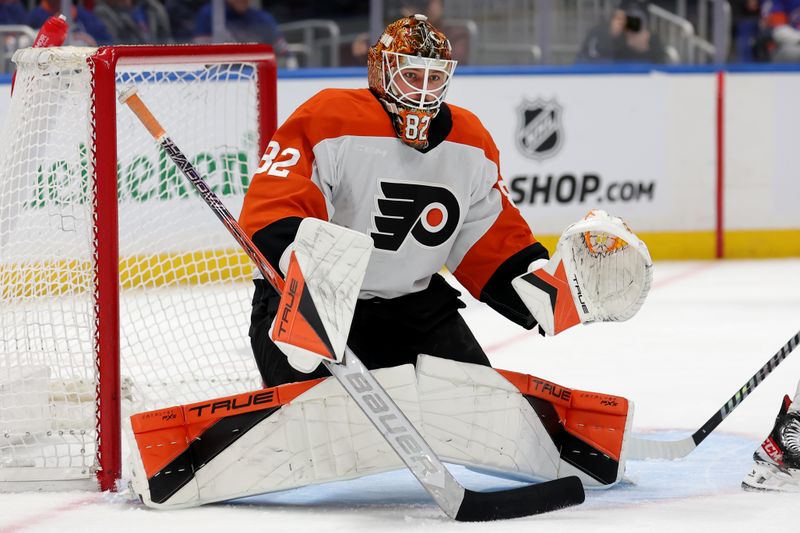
xmin=270 ymin=218 xmax=373 ymax=373
xmin=512 ymin=209 xmax=653 ymax=336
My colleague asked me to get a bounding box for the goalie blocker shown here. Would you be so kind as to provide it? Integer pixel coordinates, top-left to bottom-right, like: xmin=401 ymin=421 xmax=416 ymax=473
xmin=269 ymin=218 xmax=373 ymax=374
xmin=127 ymin=355 xmax=633 ymax=508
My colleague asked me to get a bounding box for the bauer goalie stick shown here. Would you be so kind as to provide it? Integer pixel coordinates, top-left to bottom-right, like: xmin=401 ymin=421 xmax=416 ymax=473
xmin=628 ymin=329 xmax=800 ymax=460
xmin=119 ymin=87 xmax=584 ymax=521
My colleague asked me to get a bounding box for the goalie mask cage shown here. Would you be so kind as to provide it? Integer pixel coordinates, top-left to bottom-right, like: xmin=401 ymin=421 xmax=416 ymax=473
xmin=0 ymin=44 xmax=276 ymax=491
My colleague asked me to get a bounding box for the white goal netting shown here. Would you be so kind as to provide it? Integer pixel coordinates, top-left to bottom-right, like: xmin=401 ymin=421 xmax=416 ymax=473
xmin=0 ymin=46 xmax=268 ymax=488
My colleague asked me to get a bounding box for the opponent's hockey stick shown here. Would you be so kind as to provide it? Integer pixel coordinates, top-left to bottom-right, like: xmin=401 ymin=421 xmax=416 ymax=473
xmin=628 ymin=329 xmax=800 ymax=460
xmin=119 ymin=88 xmax=584 ymax=521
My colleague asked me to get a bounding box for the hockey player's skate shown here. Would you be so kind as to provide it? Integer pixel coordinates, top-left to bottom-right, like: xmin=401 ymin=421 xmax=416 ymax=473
xmin=742 ymin=395 xmax=800 ymax=492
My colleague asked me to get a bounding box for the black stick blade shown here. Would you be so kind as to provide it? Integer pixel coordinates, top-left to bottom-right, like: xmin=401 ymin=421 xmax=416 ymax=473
xmin=454 ymin=476 xmax=585 ymax=522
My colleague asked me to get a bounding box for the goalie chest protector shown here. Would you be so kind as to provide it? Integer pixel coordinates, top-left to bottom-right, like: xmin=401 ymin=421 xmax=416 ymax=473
xmin=240 ymin=88 xmax=538 ymax=300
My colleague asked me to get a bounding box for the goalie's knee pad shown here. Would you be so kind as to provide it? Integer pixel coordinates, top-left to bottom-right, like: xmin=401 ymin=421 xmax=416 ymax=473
xmin=416 ymin=355 xmax=560 ymax=480
xmin=416 ymin=355 xmax=633 ymax=488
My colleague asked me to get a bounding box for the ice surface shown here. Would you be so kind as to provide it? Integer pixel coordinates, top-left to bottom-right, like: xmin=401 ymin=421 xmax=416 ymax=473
xmin=1 ymin=259 xmax=799 ymax=531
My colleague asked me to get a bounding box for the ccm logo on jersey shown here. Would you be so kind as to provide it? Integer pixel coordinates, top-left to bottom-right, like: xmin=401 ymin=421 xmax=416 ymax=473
xmin=371 ymin=181 xmax=461 ymax=252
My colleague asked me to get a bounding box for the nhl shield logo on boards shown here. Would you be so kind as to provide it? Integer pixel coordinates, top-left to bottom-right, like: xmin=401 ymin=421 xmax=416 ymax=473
xmin=516 ymin=98 xmax=564 ymax=161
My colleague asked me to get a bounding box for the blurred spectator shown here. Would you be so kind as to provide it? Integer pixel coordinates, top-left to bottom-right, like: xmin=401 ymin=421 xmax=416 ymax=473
xmin=344 ymin=0 xmax=471 ymax=66
xmin=731 ymin=0 xmax=766 ymax=62
xmin=400 ymin=0 xmax=470 ymax=63
xmin=193 ymin=0 xmax=288 ymax=55
xmin=576 ymin=0 xmax=668 ymax=64
xmin=342 ymin=32 xmax=369 ymax=66
xmin=165 ymin=0 xmax=205 ymax=43
xmin=93 ymin=0 xmax=171 ymax=44
xmin=0 ymin=0 xmax=27 ymax=25
xmin=28 ymin=0 xmax=112 ymax=46
xmin=134 ymin=0 xmax=172 ymax=43
xmin=762 ymin=0 xmax=800 ymax=62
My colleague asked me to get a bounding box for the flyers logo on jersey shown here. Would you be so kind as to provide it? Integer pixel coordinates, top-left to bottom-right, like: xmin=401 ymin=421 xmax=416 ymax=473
xmin=371 ymin=181 xmax=460 ymax=252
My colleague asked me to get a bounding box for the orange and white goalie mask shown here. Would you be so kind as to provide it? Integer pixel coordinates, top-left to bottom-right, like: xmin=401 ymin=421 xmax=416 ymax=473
xmin=368 ymin=14 xmax=457 ymax=150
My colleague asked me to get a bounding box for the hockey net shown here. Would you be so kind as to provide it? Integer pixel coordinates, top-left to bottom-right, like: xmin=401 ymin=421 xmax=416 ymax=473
xmin=0 ymin=45 xmax=276 ymax=490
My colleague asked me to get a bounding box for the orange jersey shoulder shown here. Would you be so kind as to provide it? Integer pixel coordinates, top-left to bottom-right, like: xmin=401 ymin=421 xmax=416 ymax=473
xmin=287 ymin=88 xmax=396 ymax=146
xmin=446 ymin=103 xmax=500 ymax=165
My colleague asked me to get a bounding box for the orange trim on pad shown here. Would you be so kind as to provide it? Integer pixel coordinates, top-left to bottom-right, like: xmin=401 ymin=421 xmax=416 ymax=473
xmin=272 ymin=252 xmax=335 ymax=359
xmin=130 ymin=378 xmax=325 ymax=479
xmin=497 ymin=368 xmax=629 ymax=461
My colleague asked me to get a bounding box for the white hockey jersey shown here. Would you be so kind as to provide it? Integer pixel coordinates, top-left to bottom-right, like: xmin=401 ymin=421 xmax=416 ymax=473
xmin=240 ymin=88 xmax=543 ymax=302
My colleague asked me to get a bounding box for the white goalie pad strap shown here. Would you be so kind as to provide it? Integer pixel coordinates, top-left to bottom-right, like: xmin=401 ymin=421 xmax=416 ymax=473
xmin=271 ymin=218 xmax=373 ymax=373
xmin=129 ymin=365 xmax=418 ymax=508
xmin=558 ymin=209 xmax=653 ymax=325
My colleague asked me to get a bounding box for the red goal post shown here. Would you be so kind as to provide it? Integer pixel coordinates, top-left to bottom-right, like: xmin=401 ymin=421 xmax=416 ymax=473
xmin=0 ymin=44 xmax=277 ymax=492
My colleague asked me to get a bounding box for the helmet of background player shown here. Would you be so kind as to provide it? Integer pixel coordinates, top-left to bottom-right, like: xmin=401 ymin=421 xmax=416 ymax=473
xmin=367 ymin=14 xmax=457 ymax=150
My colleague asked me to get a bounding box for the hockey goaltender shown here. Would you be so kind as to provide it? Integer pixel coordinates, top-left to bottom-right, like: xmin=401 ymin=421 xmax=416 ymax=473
xmin=125 ymin=14 xmax=655 ymax=512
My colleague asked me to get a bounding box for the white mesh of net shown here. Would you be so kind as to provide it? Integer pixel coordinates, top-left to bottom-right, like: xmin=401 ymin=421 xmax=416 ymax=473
xmin=1 ymin=47 xmax=265 ymax=483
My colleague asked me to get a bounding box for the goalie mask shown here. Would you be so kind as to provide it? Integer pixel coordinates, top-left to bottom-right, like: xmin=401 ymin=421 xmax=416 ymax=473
xmin=368 ymin=14 xmax=457 ymax=150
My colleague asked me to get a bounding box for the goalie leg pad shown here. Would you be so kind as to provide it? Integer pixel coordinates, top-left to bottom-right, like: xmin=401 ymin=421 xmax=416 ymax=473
xmin=496 ymin=367 xmax=634 ymax=487
xmin=127 ymin=358 xmax=632 ymax=508
xmin=128 ymin=365 xmax=418 ymax=508
xmin=416 ymin=355 xmax=632 ymax=487
xmin=416 ymin=355 xmax=561 ymax=482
